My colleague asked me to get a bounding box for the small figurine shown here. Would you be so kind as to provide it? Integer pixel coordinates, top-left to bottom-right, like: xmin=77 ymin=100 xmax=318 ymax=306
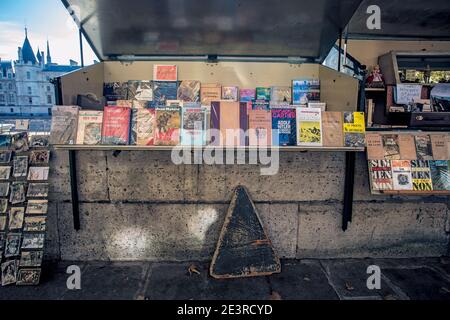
xmin=366 ymin=65 xmax=385 ymax=88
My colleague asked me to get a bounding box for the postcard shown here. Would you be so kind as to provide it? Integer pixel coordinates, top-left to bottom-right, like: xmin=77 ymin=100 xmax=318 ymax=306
xmin=5 ymin=233 xmax=22 ymax=257
xmin=27 ymin=183 xmax=48 ymax=198
xmin=21 ymin=233 xmax=45 ymax=250
xmin=30 ymin=150 xmax=50 ymax=165
xmin=13 ymin=156 xmax=28 ymax=178
xmin=0 ymin=151 xmax=12 ymax=164
xmin=0 ymin=166 xmax=11 ymax=180
xmin=10 ymin=182 xmax=26 ymax=204
xmin=23 ymin=216 xmax=46 ymax=232
xmin=20 ymin=251 xmax=44 ymax=267
xmin=16 ymin=268 xmax=41 ymax=286
xmin=0 ymin=183 xmax=10 ymax=197
xmin=8 ymin=207 xmax=25 ymax=230
xmin=27 ymin=167 xmax=50 ymax=181
xmin=1 ymin=260 xmax=17 ymax=286
xmin=26 ymin=200 xmax=48 ymax=214
xmin=0 ymin=199 xmax=7 ymax=213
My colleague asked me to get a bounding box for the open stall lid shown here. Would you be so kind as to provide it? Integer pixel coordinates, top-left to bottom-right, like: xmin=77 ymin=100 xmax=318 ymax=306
xmin=347 ymin=0 xmax=450 ymax=40
xmin=61 ymin=0 xmax=363 ymax=62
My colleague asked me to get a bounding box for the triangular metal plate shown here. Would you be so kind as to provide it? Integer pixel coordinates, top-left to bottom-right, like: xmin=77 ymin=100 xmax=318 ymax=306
xmin=210 ymin=186 xmax=281 ymax=279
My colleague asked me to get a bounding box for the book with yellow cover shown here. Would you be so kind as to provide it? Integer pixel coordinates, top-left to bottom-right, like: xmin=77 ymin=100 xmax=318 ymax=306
xmin=343 ymin=112 xmax=366 ymax=148
xmin=296 ymin=108 xmax=322 ymax=147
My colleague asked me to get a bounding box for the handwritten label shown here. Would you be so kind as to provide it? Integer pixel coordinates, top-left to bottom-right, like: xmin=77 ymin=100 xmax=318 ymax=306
xmin=396 ymin=84 xmax=422 ymax=105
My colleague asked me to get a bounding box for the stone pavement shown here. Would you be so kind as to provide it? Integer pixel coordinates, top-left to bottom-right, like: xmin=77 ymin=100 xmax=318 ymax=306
xmin=1 ymin=258 xmax=450 ymax=300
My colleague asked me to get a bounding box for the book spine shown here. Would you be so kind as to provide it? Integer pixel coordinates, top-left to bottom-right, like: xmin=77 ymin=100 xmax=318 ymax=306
xmin=240 ymin=103 xmax=248 ymax=146
xmin=211 ymin=102 xmax=221 ymax=146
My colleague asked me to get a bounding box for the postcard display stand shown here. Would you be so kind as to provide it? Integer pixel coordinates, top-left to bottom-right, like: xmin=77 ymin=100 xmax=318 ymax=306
xmin=0 ymin=133 xmax=50 ymax=286
xmin=367 ymin=132 xmax=450 ymax=195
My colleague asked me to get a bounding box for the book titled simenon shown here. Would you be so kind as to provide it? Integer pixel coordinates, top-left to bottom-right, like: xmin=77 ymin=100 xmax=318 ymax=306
xmin=368 ymin=160 xmax=394 ymax=191
xmin=130 ymin=108 xmax=156 ymax=146
xmin=177 ymin=81 xmax=201 ymax=103
xmin=76 ymin=111 xmax=103 ymax=145
xmin=343 ymin=112 xmax=366 ymax=148
xmin=248 ymin=110 xmax=272 ymax=146
xmin=155 ymin=107 xmax=181 ymax=146
xmin=153 ymin=65 xmax=178 ymax=82
xmin=181 ymin=105 xmax=209 ymax=146
xmin=429 ymin=160 xmax=450 ymax=190
xmin=411 ymin=160 xmax=433 ymax=191
xmin=50 ymin=106 xmax=79 ymax=145
xmin=391 ymin=160 xmax=413 ymax=191
xmin=201 ymin=83 xmax=222 ymax=106
xmin=322 ymin=112 xmax=344 ymax=147
xmin=101 ymin=107 xmax=131 ymax=145
xmin=210 ymin=102 xmax=248 ymax=147
xmin=296 ymin=107 xmax=323 ymax=147
xmin=271 ymin=108 xmax=296 ymax=146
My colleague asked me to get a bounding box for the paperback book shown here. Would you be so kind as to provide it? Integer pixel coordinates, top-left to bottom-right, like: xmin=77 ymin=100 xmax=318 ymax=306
xmin=222 ymin=87 xmax=239 ymax=102
xmin=429 ymin=160 xmax=450 ymax=190
xmin=271 ymin=108 xmax=297 ymax=146
xmin=430 ymin=134 xmax=449 ymax=160
xmin=391 ymin=160 xmax=413 ymax=191
xmin=248 ymin=109 xmax=272 ymax=146
xmin=322 ymin=112 xmax=344 ymax=147
xmin=101 ymin=107 xmax=131 ymax=145
xmin=153 ymin=65 xmax=178 ymax=82
xmin=103 ymin=82 xmax=128 ymax=101
xmin=251 ymin=100 xmax=270 ymax=111
xmin=398 ymin=134 xmax=417 ymax=160
xmin=201 ymin=84 xmax=222 ymax=106
xmin=366 ymin=133 xmax=384 ymax=160
xmin=49 ymin=106 xmax=79 ymax=145
xmin=177 ymin=81 xmax=201 ymax=102
xmin=382 ymin=134 xmax=400 ymax=160
xmin=76 ymin=111 xmax=103 ymax=145
xmin=127 ymin=80 xmax=153 ymax=101
xmin=343 ymin=112 xmax=366 ymax=148
xmin=411 ymin=160 xmax=433 ymax=191
xmin=256 ymin=87 xmax=271 ymax=101
xmin=296 ymin=108 xmax=323 ymax=147
xmin=271 ymin=86 xmax=291 ymax=104
xmin=240 ymin=89 xmax=256 ymax=103
xmin=368 ymin=160 xmax=394 ymax=191
xmin=210 ymin=102 xmax=248 ymax=147
xmin=415 ymin=135 xmax=434 ymax=160
xmin=181 ymin=105 xmax=209 ymax=146
xmin=153 ymin=81 xmax=178 ymax=105
xmin=155 ymin=107 xmax=181 ymax=146
xmin=130 ymin=108 xmax=156 ymax=146
xmin=292 ymin=79 xmax=320 ymax=105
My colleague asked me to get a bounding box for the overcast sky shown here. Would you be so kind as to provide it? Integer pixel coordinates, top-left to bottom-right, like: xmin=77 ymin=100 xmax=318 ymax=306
xmin=0 ymin=0 xmax=97 ymax=65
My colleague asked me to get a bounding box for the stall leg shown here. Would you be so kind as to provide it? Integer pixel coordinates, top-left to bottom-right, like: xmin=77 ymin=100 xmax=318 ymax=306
xmin=343 ymin=152 xmax=356 ymax=231
xmin=69 ymin=150 xmax=81 ymax=231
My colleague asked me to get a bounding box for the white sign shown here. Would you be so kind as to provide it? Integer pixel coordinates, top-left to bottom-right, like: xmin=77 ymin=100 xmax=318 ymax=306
xmin=396 ymin=84 xmax=422 ymax=105
xmin=15 ymin=120 xmax=29 ymax=131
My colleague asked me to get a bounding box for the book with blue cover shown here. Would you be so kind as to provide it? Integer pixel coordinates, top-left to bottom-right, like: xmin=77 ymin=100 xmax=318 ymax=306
xmin=271 ymin=108 xmax=297 ymax=146
xmin=153 ymin=81 xmax=178 ymax=105
xmin=292 ymin=79 xmax=320 ymax=105
xmin=430 ymin=160 xmax=450 ymax=190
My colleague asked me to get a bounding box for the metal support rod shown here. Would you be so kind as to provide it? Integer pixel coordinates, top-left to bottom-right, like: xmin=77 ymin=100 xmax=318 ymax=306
xmin=79 ymin=29 xmax=84 ymax=68
xmin=342 ymin=152 xmax=356 ymax=231
xmin=69 ymin=150 xmax=81 ymax=231
xmin=338 ymin=29 xmax=343 ymax=72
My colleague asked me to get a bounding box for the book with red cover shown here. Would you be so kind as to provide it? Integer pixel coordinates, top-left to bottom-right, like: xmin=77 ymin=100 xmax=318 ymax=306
xmin=248 ymin=110 xmax=272 ymax=146
xmin=211 ymin=102 xmax=248 ymax=147
xmin=102 ymin=107 xmax=131 ymax=145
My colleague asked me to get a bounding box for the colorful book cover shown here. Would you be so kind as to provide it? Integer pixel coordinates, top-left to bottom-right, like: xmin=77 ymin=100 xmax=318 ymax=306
xmin=210 ymin=102 xmax=248 ymax=147
xmin=256 ymin=87 xmax=271 ymax=101
xmin=248 ymin=110 xmax=272 ymax=146
xmin=153 ymin=81 xmax=178 ymax=105
xmin=343 ymin=112 xmax=366 ymax=148
xmin=430 ymin=134 xmax=449 ymax=160
xmin=181 ymin=106 xmax=208 ymax=146
xmin=101 ymin=107 xmax=131 ymax=145
xmin=130 ymin=108 xmax=156 ymax=146
xmin=270 ymin=86 xmax=291 ymax=104
xmin=296 ymin=107 xmax=323 ymax=147
xmin=201 ymin=83 xmax=222 ymax=106
xmin=50 ymin=106 xmax=79 ymax=145
xmin=240 ymin=89 xmax=256 ymax=103
xmin=382 ymin=134 xmax=400 ymax=160
xmin=155 ymin=107 xmax=181 ymax=146
xmin=127 ymin=80 xmax=153 ymax=101
xmin=76 ymin=111 xmax=103 ymax=145
xmin=366 ymin=133 xmax=384 ymax=160
xmin=398 ymin=134 xmax=417 ymax=160
xmin=415 ymin=135 xmax=433 ymax=160
xmin=222 ymin=87 xmax=239 ymax=102
xmin=368 ymin=160 xmax=394 ymax=191
xmin=153 ymin=65 xmax=178 ymax=82
xmin=292 ymin=79 xmax=320 ymax=104
xmin=322 ymin=112 xmax=344 ymax=147
xmin=103 ymin=82 xmax=128 ymax=101
xmin=271 ymin=108 xmax=296 ymax=146
xmin=392 ymin=160 xmax=413 ymax=191
xmin=251 ymin=100 xmax=270 ymax=111
xmin=177 ymin=81 xmax=201 ymax=103
xmin=429 ymin=160 xmax=450 ymax=190
xmin=411 ymin=160 xmax=433 ymax=191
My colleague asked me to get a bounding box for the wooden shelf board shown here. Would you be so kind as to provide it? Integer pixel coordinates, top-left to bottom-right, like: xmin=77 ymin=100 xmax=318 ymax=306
xmin=53 ymin=145 xmax=365 ymax=152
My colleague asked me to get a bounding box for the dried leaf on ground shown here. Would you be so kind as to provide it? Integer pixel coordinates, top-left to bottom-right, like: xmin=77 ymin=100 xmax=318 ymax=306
xmin=188 ymin=264 xmax=201 ymax=276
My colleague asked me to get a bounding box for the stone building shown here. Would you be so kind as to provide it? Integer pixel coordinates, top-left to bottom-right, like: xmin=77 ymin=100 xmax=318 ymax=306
xmin=0 ymin=29 xmax=80 ymax=116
